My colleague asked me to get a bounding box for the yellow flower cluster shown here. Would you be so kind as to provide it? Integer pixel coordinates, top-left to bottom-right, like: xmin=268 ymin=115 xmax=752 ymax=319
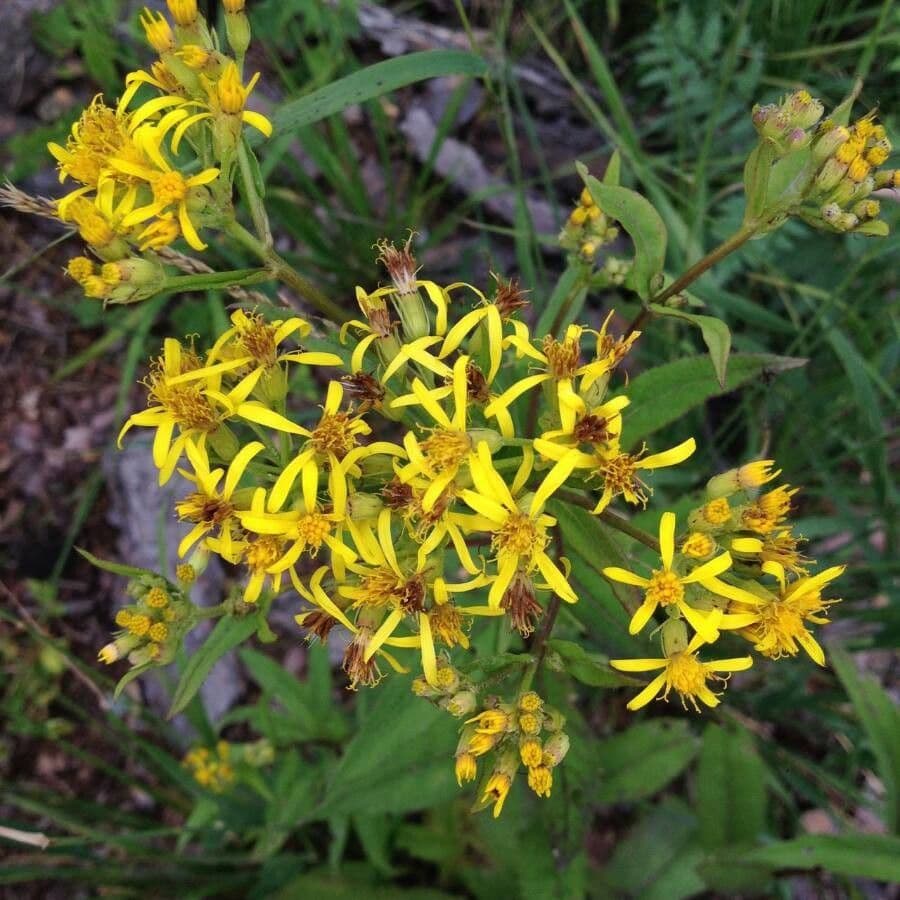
xmin=183 ymin=740 xmax=235 ymax=792
xmin=49 ymin=1 xmax=272 ymax=301
xmin=450 ymin=691 xmax=569 ymax=816
xmin=99 ymin=582 xmax=189 ymax=667
xmin=117 ymin=239 xmax=697 ymax=695
xmin=559 ymin=186 xmax=619 ymax=262
xmin=607 ymin=460 xmax=843 ymax=711
xmin=752 ymin=91 xmax=894 ymax=236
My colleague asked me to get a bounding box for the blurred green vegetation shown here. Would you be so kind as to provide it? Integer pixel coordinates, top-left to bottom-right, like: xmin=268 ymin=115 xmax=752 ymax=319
xmin=1 ymin=0 xmax=898 ymax=896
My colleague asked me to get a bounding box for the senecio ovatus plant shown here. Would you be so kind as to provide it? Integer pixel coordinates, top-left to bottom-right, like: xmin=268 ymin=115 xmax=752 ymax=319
xmin=4 ymin=1 xmax=895 ymax=819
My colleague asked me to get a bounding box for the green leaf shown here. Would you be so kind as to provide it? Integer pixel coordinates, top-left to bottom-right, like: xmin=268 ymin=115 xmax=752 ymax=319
xmin=168 ymin=615 xmax=259 ymax=718
xmin=700 ymin=834 xmax=900 ymax=886
xmin=534 ymin=263 xmax=591 ymax=336
xmin=696 ymin=724 xmax=767 ymax=850
xmin=546 ymin=639 xmax=638 ymax=687
xmin=271 ymin=51 xmax=488 ymax=136
xmin=764 ymin=149 xmax=813 ymax=211
xmin=551 ymin=500 xmax=641 ymax=617
xmin=76 ymin=547 xmax=151 ymax=580
xmin=650 ymin=306 xmax=732 ymax=387
xmin=315 ymin=678 xmax=458 ymax=818
xmin=603 ymin=150 xmax=622 ymax=186
xmin=113 ymin=661 xmax=155 ymax=700
xmin=832 ymin=648 xmax=900 ymax=832
xmin=596 ymin=719 xmax=700 ymax=804
xmin=621 ymin=353 xmax=806 ymax=447
xmin=576 ymin=163 xmax=667 ymax=299
xmin=598 ymin=798 xmax=706 ymax=900
xmin=742 ymin=141 xmax=777 ymax=223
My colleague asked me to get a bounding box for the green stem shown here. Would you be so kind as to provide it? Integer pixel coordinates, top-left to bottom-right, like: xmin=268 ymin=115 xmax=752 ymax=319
xmin=193 ymin=603 xmax=229 ymax=620
xmin=237 ymin=140 xmax=272 ymax=247
xmin=555 ymin=488 xmax=660 ymax=551
xmin=624 ymin=222 xmax=759 ymax=337
xmin=224 ymin=219 xmax=347 ymax=323
xmin=159 ymin=268 xmax=269 ymax=294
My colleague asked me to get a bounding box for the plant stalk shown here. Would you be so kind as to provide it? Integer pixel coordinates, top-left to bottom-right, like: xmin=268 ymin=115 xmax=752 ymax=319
xmin=624 ymin=222 xmax=759 ymax=337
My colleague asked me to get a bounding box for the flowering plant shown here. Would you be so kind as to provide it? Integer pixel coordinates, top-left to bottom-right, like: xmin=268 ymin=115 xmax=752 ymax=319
xmin=5 ymin=1 xmax=894 ymax=821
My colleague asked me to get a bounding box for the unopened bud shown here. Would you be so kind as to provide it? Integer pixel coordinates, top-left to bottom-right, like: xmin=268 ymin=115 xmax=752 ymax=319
xmin=445 ymin=690 xmax=477 ymax=717
xmin=542 ymin=731 xmax=570 ymax=767
xmin=815 ymin=158 xmax=848 ymax=192
xmin=467 ymin=428 xmax=503 ymax=454
xmin=167 ymin=0 xmax=198 ymax=27
xmin=207 ymin=423 xmax=240 ymax=461
xmin=813 ymin=126 xmax=849 ymax=162
xmin=224 ymin=8 xmax=251 ymax=55
xmin=852 ymin=199 xmax=880 ymax=220
xmin=661 ymin=618 xmax=689 ymax=657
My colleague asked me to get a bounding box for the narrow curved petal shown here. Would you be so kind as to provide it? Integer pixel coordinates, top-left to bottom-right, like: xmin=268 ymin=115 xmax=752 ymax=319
xmin=659 ymin=511 xmax=676 ymax=571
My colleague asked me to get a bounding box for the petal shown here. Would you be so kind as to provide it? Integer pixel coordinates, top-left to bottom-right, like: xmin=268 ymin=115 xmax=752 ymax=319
xmin=681 ymin=552 xmax=732 ymax=584
xmin=627 ymin=672 xmax=668 ymax=710
xmin=418 ymin=613 xmax=438 ymax=685
xmin=364 ymin=608 xmax=404 ymax=661
xmin=236 ymin=402 xmax=306 ymax=434
xmin=628 ymin=596 xmax=658 ymax=635
xmin=602 ymin=567 xmax=650 ymax=587
xmin=242 ymin=110 xmax=273 ymax=137
xmin=610 ymin=657 xmax=668 ymax=672
xmin=659 ymin=511 xmax=676 ymax=571
xmin=535 ymin=552 xmax=578 ymax=603
xmin=178 ymin=202 xmax=207 ymax=251
xmin=637 ymin=437 xmax=696 ymax=470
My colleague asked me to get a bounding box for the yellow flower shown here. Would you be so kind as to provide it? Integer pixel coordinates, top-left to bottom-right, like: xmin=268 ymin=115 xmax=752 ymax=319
xmin=338 ymin=510 xmax=497 ymax=686
xmin=165 ymin=308 xmax=339 ymax=387
xmin=734 ymin=561 xmax=843 ymax=666
xmin=611 ymin=632 xmax=753 ymax=712
xmin=118 ymin=338 xmax=265 ymax=484
xmin=167 ymin=0 xmax=198 ymax=28
xmin=538 ymin=394 xmax=630 ymax=451
xmin=481 ymin=772 xmax=513 ymax=818
xmin=460 ymin=442 xmax=579 ymax=606
xmin=741 ymin=484 xmax=798 ymax=534
xmin=141 ymin=9 xmax=176 ymax=53
xmin=109 ymin=121 xmax=220 ymax=251
xmin=237 ymin=467 xmax=357 ymax=574
xmin=527 ymin=765 xmax=553 ymax=798
xmin=535 ymin=436 xmax=697 ymax=514
xmin=170 ymin=62 xmax=274 ymax=148
xmin=485 ymin=322 xmax=614 ymax=432
xmin=392 ymin=356 xmax=481 ymax=512
xmin=455 ymin=752 xmax=478 ymax=785
xmin=291 ymin=566 xmax=412 ymax=680
xmin=603 ymin=511 xmax=756 ymax=642
xmin=175 ymin=437 xmax=263 ymax=558
xmin=260 ymin=380 xmax=398 ymax=519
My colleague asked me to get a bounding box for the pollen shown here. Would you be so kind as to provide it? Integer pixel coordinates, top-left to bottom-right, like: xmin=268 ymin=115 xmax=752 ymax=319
xmin=149 ymin=622 xmax=169 ymax=642
xmin=128 ymin=614 xmax=151 ymax=637
xmin=494 ymin=512 xmax=545 ymax=558
xmin=430 ymin=602 xmax=468 ymax=647
xmin=527 ymin=765 xmax=553 ymax=798
xmin=360 ymin=567 xmax=404 ymax=607
xmin=665 ymin=651 xmax=709 ymax=702
xmin=244 ymin=535 xmax=283 ymax=572
xmin=702 ymin=497 xmax=732 ymax=526
xmin=176 ymin=563 xmax=196 ymax=583
xmin=520 ymin=737 xmax=543 ymax=767
xmin=420 ymin=428 xmax=471 ymax=474
xmin=518 ymin=691 xmax=543 ymax=714
xmin=295 ymin=512 xmax=333 ymax=553
xmin=646 ymin=569 xmax=684 ymax=607
xmin=542 ymin=334 xmax=581 ymax=378
xmin=145 ymin=587 xmax=170 ymax=608
xmin=598 ymin=453 xmax=649 ymax=507
xmin=153 ymin=171 xmax=189 ymax=206
xmin=67 ymin=256 xmax=95 ymax=283
xmin=518 ymin=712 xmax=542 ymax=735
xmin=311 ymin=412 xmax=359 ymax=458
xmin=681 ymin=532 xmax=715 ymax=559
xmin=115 ymin=609 xmax=133 ymax=627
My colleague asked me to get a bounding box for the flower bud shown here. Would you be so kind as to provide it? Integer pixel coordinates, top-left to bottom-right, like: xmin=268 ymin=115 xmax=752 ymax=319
xmin=541 ymin=731 xmax=570 ymax=767
xmin=542 ymin=705 xmax=566 ymax=732
xmin=784 ymin=90 xmax=823 ymax=130
xmin=445 ymin=690 xmax=477 ymax=717
xmin=141 ymin=10 xmax=176 ymax=53
xmin=347 ymin=492 xmax=383 ymax=521
xmin=812 ymin=126 xmax=849 ymax=162
xmin=467 ymin=428 xmax=503 ymax=454
xmin=207 ymin=423 xmax=240 ymax=461
xmin=224 ymin=6 xmax=251 ymax=55
xmin=519 ymin=736 xmax=543 ymax=767
xmin=661 ymin=618 xmax=689 ymax=657
xmin=455 ymin=752 xmax=477 ymax=785
xmin=167 ymin=0 xmax=198 ymax=27
xmin=852 ymin=199 xmax=880 ymax=220
xmin=785 ymin=128 xmax=810 ymax=152
xmin=814 ymin=158 xmax=848 ymax=192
